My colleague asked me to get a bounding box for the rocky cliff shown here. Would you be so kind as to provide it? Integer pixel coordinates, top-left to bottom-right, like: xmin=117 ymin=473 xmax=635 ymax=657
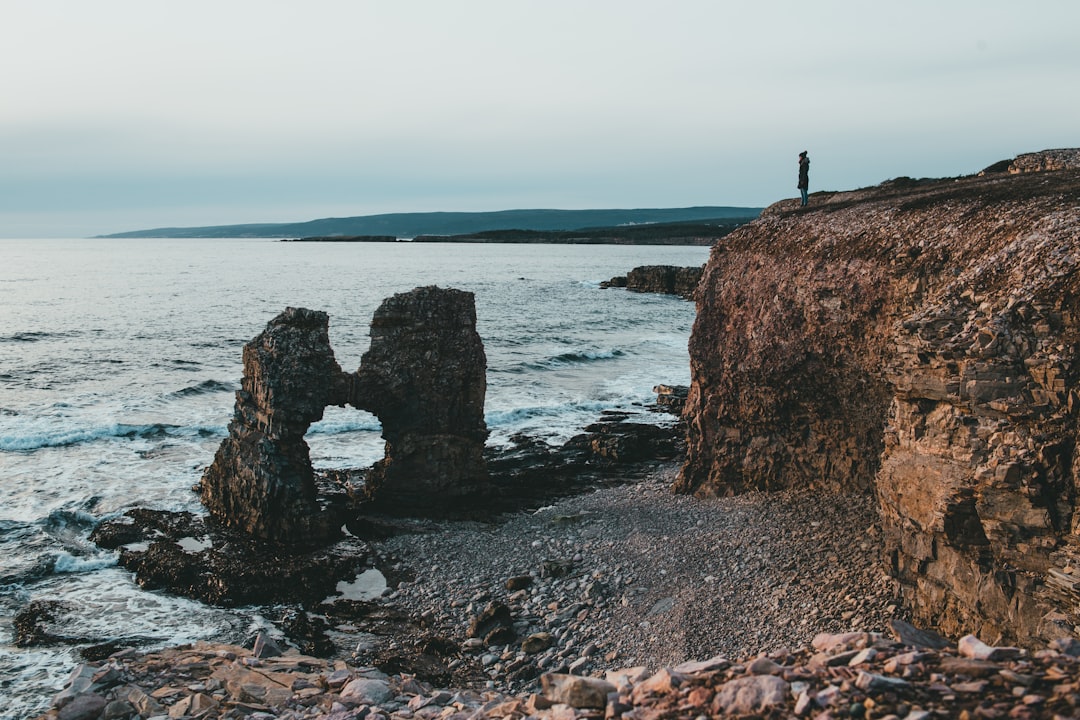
xmin=678 ymin=150 xmax=1080 ymax=647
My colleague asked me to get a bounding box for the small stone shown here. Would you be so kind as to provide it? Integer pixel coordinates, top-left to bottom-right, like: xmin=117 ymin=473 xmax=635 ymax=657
xmin=794 ymin=691 xmax=813 ymax=717
xmin=674 ymin=655 xmax=730 ymax=675
xmin=747 ymin=657 xmax=782 ymax=675
xmin=712 ymin=675 xmax=790 ymax=715
xmin=326 ymin=668 xmax=353 ymax=688
xmin=506 ymin=576 xmax=533 ymax=591
xmin=127 ymin=687 xmax=165 ymax=717
xmin=938 ymin=656 xmax=999 ymax=677
xmin=632 ymin=668 xmax=686 ymax=699
xmin=605 ymin=666 xmax=648 ymax=689
xmin=888 ymin=619 xmax=951 ymax=650
xmin=1051 ymin=637 xmax=1080 ymax=657
xmin=957 ymin=634 xmax=1021 ymax=661
xmin=848 ymin=648 xmax=878 ymax=666
xmin=340 ymin=678 xmax=393 ymax=705
xmin=101 ymin=700 xmax=137 ymax=720
xmin=522 ymin=632 xmax=553 ymax=654
xmin=540 ymin=673 xmax=616 ymax=709
xmin=855 ymin=671 xmax=911 ymax=692
xmin=252 ymin=631 xmax=283 ymax=658
xmin=812 ymin=632 xmax=872 ymax=654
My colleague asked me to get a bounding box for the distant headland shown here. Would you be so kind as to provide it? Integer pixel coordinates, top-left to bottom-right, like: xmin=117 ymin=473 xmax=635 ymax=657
xmin=96 ymin=206 xmax=762 ymax=241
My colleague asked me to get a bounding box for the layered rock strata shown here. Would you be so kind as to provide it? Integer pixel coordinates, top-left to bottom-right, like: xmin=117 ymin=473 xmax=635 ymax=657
xmin=200 ymin=307 xmax=348 ymax=545
xmin=678 ymin=150 xmax=1080 ymax=646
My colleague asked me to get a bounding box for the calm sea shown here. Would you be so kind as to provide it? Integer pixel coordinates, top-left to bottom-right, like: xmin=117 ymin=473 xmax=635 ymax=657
xmin=0 ymin=238 xmax=706 ymax=717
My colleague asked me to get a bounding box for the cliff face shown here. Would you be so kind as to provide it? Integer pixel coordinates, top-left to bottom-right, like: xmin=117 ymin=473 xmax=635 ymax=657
xmin=679 ymin=150 xmax=1080 ymax=645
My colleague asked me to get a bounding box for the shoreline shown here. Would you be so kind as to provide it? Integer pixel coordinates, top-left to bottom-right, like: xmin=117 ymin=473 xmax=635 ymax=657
xmin=33 ymin=463 xmax=912 ymax=718
xmin=36 ymin=463 xmax=1080 ymax=718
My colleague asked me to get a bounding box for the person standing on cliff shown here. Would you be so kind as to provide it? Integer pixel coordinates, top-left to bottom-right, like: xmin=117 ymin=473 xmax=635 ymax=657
xmin=798 ymin=150 xmax=810 ymax=206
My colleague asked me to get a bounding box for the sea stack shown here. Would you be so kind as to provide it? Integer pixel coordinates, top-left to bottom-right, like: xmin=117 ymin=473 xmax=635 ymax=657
xmin=199 ymin=307 xmax=349 ymax=545
xmin=352 ymin=286 xmax=490 ymax=512
xmin=199 ymin=287 xmax=491 ymax=543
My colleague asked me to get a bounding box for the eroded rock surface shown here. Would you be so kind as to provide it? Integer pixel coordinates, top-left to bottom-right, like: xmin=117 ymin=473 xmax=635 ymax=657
xmin=199 ymin=287 xmax=491 ymax=542
xmin=679 ymin=150 xmax=1080 ymax=646
xmin=200 ymin=307 xmax=349 ymax=545
xmin=352 ymin=286 xmax=490 ymax=512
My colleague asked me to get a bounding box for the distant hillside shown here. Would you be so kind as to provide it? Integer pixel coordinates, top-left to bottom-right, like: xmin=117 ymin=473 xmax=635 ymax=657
xmin=98 ymin=207 xmax=762 ymax=239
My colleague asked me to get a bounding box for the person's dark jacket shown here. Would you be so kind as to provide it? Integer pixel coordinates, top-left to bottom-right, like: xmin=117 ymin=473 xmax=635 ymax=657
xmin=798 ymin=156 xmax=810 ymax=189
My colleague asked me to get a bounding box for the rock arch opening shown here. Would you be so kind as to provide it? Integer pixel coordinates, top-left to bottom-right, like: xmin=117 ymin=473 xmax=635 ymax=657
xmin=198 ymin=287 xmax=489 ymax=546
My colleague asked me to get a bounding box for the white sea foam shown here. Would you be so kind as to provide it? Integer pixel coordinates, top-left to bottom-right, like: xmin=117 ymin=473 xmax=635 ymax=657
xmin=51 ymin=550 xmax=119 ymax=574
xmin=0 ymin=419 xmax=226 ymax=452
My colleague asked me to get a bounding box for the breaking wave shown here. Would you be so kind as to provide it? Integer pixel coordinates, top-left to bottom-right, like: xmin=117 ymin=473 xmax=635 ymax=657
xmin=0 ymin=421 xmax=225 ymax=452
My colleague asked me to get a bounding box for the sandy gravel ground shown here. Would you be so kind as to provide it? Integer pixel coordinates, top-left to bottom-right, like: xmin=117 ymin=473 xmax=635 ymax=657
xmin=371 ymin=463 xmax=903 ymax=687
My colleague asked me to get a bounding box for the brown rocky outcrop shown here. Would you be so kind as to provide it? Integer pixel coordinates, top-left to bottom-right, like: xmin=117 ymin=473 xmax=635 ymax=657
xmin=1009 ymin=147 xmax=1080 ymax=174
xmin=678 ymin=150 xmax=1080 ymax=647
xmin=351 ymin=286 xmax=490 ymax=512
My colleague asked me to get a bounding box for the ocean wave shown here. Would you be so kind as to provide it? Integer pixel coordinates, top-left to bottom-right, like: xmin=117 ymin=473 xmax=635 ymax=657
xmin=0 ymin=330 xmax=75 ymax=343
xmin=0 ymin=421 xmax=226 ymax=452
xmin=520 ymin=348 xmax=626 ymax=371
xmin=170 ymin=379 xmax=236 ymax=398
xmin=308 ymin=415 xmax=382 ymax=436
xmin=486 ymin=400 xmax=610 ymax=428
xmin=51 ymin=550 xmax=119 ymax=574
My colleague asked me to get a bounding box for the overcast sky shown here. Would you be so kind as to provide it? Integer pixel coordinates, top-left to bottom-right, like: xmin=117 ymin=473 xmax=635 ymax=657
xmin=2 ymin=1 xmax=1077 ymax=237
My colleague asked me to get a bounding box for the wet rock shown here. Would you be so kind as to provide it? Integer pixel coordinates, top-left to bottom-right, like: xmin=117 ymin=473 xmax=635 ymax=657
xmin=56 ymin=693 xmax=107 ymax=720
xmin=652 ymin=384 xmax=688 ymax=415
xmin=104 ymin=508 xmax=370 ymax=605
xmin=600 ymin=265 xmax=703 ymax=300
xmin=252 ymin=631 xmax=283 ymax=658
xmin=14 ymin=600 xmax=70 ymax=647
xmin=467 ymin=601 xmax=515 ymax=646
